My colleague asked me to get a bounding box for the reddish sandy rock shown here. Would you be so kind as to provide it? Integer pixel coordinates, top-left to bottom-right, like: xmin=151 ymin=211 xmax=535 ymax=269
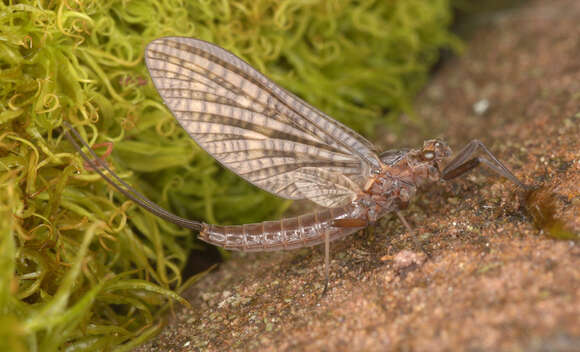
xmin=387 ymin=250 xmax=427 ymax=271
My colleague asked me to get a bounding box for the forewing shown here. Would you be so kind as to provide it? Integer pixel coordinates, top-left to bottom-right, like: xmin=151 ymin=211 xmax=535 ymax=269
xmin=145 ymin=37 xmax=381 ymax=206
xmin=293 ymin=168 xmax=361 ymax=208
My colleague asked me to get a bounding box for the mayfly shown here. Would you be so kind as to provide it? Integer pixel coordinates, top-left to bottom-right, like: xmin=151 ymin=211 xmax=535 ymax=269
xmin=64 ymin=37 xmax=527 ymax=292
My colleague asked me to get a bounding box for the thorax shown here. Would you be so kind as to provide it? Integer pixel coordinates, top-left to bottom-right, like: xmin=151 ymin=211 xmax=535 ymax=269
xmin=356 ymin=163 xmax=418 ymax=222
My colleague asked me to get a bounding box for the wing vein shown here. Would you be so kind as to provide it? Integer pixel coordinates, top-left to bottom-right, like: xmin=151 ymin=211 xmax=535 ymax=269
xmin=145 ymin=37 xmax=382 ymax=207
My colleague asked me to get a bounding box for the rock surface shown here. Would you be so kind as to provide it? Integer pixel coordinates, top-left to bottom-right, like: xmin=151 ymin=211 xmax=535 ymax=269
xmin=138 ymin=0 xmax=579 ymax=350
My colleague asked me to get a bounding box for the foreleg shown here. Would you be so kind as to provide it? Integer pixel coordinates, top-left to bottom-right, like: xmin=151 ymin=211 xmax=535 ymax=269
xmin=442 ymin=140 xmax=527 ymax=189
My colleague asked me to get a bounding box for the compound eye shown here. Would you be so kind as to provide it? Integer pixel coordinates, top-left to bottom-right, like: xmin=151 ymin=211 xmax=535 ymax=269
xmin=423 ymin=151 xmax=435 ymax=160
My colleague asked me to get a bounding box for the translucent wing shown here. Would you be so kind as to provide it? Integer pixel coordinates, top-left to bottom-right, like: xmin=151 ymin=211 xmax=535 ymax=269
xmin=293 ymin=168 xmax=362 ymax=208
xmin=145 ymin=37 xmax=381 ymax=208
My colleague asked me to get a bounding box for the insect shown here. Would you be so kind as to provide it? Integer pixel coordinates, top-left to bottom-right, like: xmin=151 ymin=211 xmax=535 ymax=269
xmin=64 ymin=37 xmax=527 ymax=292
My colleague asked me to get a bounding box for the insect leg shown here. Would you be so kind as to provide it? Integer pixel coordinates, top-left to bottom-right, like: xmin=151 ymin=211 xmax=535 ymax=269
xmin=322 ymin=230 xmax=330 ymax=296
xmin=364 ymin=223 xmax=376 ymax=241
xmin=442 ymin=140 xmax=527 ymax=188
xmin=441 ymin=157 xmax=480 ymax=180
xmin=396 ymin=211 xmax=414 ymax=235
xmin=396 ymin=211 xmax=431 ymax=256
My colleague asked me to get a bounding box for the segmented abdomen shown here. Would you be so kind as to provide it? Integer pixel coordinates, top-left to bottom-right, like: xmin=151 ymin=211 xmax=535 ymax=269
xmin=199 ymin=204 xmax=366 ymax=252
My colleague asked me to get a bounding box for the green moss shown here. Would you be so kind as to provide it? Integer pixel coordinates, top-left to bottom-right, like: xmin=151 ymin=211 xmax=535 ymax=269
xmin=0 ymin=0 xmax=460 ymax=349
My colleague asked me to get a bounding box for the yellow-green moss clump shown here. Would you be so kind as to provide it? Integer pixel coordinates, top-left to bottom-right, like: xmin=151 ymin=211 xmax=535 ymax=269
xmin=0 ymin=0 xmax=460 ymax=350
